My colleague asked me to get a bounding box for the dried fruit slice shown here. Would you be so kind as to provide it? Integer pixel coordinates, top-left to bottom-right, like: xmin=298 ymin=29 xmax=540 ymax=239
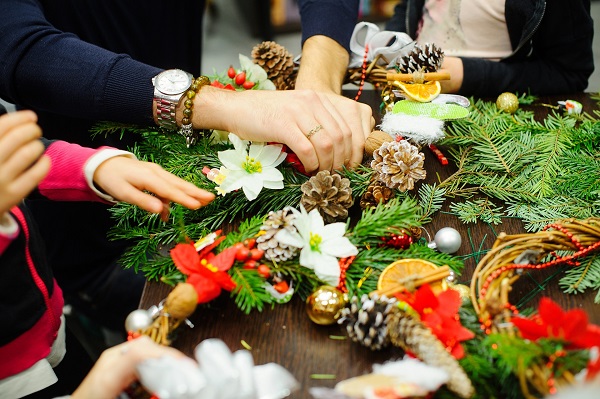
xmin=393 ymin=80 xmax=441 ymax=103
xmin=377 ymin=259 xmax=447 ymax=294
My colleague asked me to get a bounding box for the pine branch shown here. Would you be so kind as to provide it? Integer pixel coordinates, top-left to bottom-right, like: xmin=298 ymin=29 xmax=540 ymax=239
xmin=559 ymin=255 xmax=600 ymax=301
xmin=230 ymin=268 xmax=274 ymax=314
xmin=416 ymin=183 xmax=446 ymax=224
xmin=450 ymin=198 xmax=504 ymax=225
xmin=349 ymin=197 xmax=421 ymax=245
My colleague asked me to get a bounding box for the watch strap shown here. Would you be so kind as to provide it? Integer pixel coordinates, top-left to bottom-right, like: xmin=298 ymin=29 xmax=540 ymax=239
xmin=155 ymin=97 xmax=178 ymax=129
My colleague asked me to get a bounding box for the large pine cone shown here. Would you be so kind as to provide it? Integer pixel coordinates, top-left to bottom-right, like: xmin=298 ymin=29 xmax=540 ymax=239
xmin=301 ymin=170 xmax=353 ymax=223
xmin=360 ymin=179 xmax=395 ymax=210
xmin=251 ymin=41 xmax=295 ymax=90
xmin=371 ymin=140 xmax=426 ymax=191
xmin=255 ymin=207 xmax=299 ymax=262
xmin=394 ymin=43 xmax=444 ymax=74
xmin=338 ymin=294 xmax=397 ymax=350
xmin=388 ymin=308 xmax=474 ymax=398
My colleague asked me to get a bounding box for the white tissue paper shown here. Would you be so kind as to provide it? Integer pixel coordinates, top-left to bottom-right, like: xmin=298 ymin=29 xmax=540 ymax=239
xmin=137 ymin=338 xmax=299 ymax=399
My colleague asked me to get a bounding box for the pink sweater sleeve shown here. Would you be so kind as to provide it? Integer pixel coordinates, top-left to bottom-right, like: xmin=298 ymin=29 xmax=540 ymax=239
xmin=0 ymin=211 xmax=19 ymax=255
xmin=38 ymin=141 xmax=107 ymax=202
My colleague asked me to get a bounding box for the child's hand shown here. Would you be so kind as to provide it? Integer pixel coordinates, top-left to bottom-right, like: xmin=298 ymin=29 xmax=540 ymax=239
xmin=0 ymin=111 xmax=51 ymax=215
xmin=71 ymin=336 xmax=187 ymax=399
xmin=93 ymin=157 xmax=215 ymax=221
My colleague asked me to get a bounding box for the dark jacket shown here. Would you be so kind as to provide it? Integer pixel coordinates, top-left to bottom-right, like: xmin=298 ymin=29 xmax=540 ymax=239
xmin=0 ymin=1 xmax=359 ymax=306
xmin=386 ymin=0 xmax=594 ymax=96
xmin=0 ymin=139 xmax=108 ymax=379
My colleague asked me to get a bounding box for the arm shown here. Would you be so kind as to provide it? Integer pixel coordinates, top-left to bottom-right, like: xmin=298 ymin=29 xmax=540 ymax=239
xmin=442 ymin=0 xmax=593 ymax=96
xmin=291 ymin=0 xmax=374 ymax=170
xmin=0 ymin=0 xmax=160 ymax=125
xmin=40 ymin=140 xmax=215 ymax=221
xmin=71 ymin=336 xmax=187 ymax=399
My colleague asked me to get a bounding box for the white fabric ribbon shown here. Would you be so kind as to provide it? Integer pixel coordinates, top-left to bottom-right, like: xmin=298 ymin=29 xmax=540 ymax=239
xmin=348 ymin=22 xmax=415 ymax=68
xmin=137 ymin=338 xmax=299 ymax=399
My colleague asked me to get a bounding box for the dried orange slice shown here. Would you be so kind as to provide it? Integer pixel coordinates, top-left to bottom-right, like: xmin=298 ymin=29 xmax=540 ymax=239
xmin=393 ymin=80 xmax=441 ymax=103
xmin=377 ymin=259 xmax=447 ymax=295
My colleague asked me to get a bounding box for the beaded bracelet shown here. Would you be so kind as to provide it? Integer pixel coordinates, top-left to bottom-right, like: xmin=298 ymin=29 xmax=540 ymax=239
xmin=179 ymin=75 xmax=210 ymax=147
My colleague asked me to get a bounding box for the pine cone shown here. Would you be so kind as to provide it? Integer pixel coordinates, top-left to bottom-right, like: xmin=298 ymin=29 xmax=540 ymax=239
xmin=301 ymin=170 xmax=354 ymax=223
xmin=255 ymin=207 xmax=299 ymax=262
xmin=371 ymin=140 xmax=426 ymax=191
xmin=394 ymin=43 xmax=444 ymax=74
xmin=338 ymin=294 xmax=397 ymax=350
xmin=251 ymin=41 xmax=295 ymax=90
xmin=360 ymin=180 xmax=395 ymax=210
xmin=388 ymin=308 xmax=474 ymax=398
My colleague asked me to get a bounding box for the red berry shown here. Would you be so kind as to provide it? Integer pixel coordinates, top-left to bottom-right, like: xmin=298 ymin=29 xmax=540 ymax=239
xmin=249 ymin=248 xmax=264 ymax=261
xmin=272 ymin=281 xmax=289 ymax=293
xmin=242 ymin=80 xmax=255 ymax=90
xmin=243 ymin=260 xmax=258 ymax=269
xmin=243 ymin=238 xmax=256 ymax=249
xmin=257 ymin=264 xmax=271 ymax=278
xmin=235 ymin=246 xmax=251 ymax=262
xmin=227 ymin=66 xmax=236 ymax=79
xmin=234 ymin=71 xmax=246 ymax=85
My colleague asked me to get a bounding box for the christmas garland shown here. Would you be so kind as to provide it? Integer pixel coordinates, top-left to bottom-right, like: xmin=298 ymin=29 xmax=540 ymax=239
xmin=109 ymin=37 xmax=600 ymax=399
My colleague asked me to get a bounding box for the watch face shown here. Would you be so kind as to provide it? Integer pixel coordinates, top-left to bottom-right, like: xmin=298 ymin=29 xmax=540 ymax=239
xmin=155 ymin=69 xmax=192 ymax=95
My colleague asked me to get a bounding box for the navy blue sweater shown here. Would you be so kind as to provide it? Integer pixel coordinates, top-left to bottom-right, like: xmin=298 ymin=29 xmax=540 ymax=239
xmin=0 ymin=0 xmax=358 ymax=298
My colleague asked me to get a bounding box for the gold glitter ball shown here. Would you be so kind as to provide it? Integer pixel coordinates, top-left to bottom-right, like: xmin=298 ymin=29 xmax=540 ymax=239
xmin=306 ymin=286 xmax=347 ymax=325
xmin=496 ymin=92 xmax=519 ymax=114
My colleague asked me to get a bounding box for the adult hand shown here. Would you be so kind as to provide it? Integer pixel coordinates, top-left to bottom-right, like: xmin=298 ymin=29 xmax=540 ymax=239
xmin=93 ymin=157 xmax=215 ymax=221
xmin=0 ymin=110 xmax=50 ymax=215
xmin=195 ymin=86 xmax=372 ymax=174
xmin=71 ymin=336 xmax=187 ymax=399
xmin=295 ymin=35 xmax=374 ymax=170
xmin=440 ymin=56 xmax=464 ymax=93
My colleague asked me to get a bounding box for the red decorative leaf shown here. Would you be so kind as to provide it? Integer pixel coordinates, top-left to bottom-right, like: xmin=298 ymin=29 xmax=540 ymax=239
xmin=170 ymin=242 xmax=200 ymax=275
xmin=511 ymin=297 xmax=600 ymax=349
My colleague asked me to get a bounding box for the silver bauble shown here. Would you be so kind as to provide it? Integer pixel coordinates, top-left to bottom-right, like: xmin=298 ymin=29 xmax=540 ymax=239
xmin=125 ymin=309 xmax=153 ymax=332
xmin=428 ymin=227 xmax=462 ymax=254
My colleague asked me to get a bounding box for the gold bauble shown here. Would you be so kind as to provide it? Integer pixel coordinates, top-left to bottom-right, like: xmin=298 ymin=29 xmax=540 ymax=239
xmin=496 ymin=92 xmax=519 ymax=114
xmin=448 ymin=282 xmax=471 ymax=303
xmin=306 ymin=285 xmax=347 ymax=325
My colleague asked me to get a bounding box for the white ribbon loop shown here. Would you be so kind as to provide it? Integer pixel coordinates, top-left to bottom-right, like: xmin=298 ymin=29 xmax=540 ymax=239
xmin=349 ymin=22 xmax=415 ymax=68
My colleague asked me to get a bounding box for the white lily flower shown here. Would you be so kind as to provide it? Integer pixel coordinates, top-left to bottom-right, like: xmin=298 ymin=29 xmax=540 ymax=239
xmin=274 ymin=206 xmax=358 ymax=286
xmin=239 ymin=54 xmax=276 ymax=90
xmin=217 ymin=133 xmax=287 ymax=201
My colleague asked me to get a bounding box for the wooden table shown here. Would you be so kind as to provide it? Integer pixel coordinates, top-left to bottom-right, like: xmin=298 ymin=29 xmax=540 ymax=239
xmin=139 ymin=91 xmax=599 ymax=398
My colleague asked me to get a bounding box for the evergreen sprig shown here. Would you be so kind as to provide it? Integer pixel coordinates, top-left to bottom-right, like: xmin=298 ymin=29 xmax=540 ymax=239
xmin=437 ymin=98 xmax=600 ymax=299
xmin=349 ymin=196 xmax=421 ymax=246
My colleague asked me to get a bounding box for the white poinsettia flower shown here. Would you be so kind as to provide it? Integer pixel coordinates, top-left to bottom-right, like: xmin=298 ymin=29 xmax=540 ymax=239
xmin=239 ymin=54 xmax=276 ymax=90
xmin=274 ymin=206 xmax=358 ymax=286
xmin=217 ymin=133 xmax=287 ymax=201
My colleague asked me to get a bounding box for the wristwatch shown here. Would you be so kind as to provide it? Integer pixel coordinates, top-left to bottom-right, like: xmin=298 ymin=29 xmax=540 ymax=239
xmin=152 ymin=69 xmax=193 ymax=129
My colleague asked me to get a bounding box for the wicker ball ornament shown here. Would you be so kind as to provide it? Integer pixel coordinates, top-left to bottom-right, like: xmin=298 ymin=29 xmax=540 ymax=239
xmin=371 ymin=140 xmax=426 ymax=191
xmin=496 ymin=92 xmax=519 ymax=114
xmin=301 ymin=170 xmax=354 ymax=223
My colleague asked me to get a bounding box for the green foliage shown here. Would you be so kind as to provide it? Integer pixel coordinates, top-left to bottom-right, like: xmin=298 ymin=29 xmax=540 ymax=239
xmin=437 ymin=98 xmax=600 ymax=298
xmin=349 ymin=197 xmax=421 ymax=246
xmin=415 ymin=183 xmax=446 ymax=224
xmin=450 ymin=198 xmax=504 ymax=225
xmin=559 ymin=255 xmax=600 ymax=303
xmin=230 ymin=268 xmax=274 ymax=313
